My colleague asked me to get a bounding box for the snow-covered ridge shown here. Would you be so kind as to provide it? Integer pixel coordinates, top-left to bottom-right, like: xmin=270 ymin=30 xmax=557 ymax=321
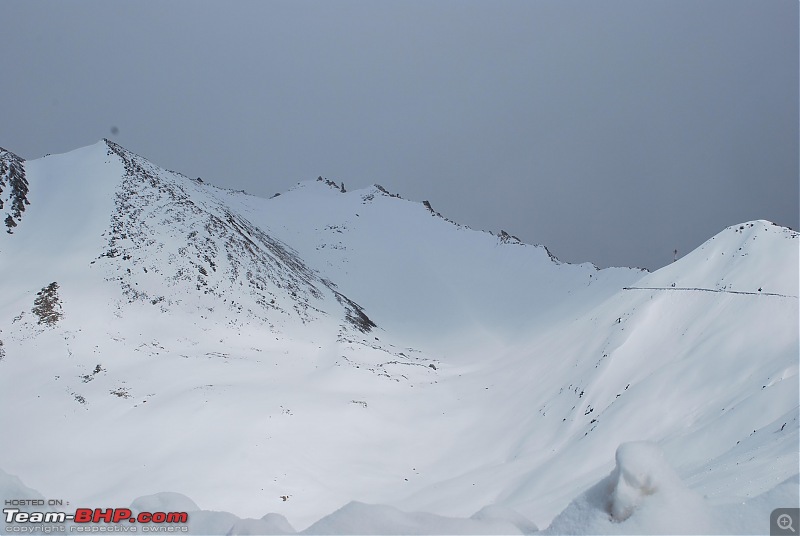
xmin=0 ymin=140 xmax=796 ymax=534
xmin=633 ymin=220 xmax=798 ymax=298
xmin=237 ymin=169 xmax=641 ymax=355
xmin=101 ymin=140 xmax=376 ymax=334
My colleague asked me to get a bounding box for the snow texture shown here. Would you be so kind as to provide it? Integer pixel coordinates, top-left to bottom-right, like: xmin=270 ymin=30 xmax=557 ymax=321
xmin=545 ymin=441 xmax=797 ymax=534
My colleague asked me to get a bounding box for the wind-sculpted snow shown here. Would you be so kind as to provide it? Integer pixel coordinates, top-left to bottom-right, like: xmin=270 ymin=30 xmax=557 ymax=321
xmin=543 ymin=442 xmax=799 ymax=535
xmin=301 ymin=501 xmax=534 ymax=535
xmin=3 ymin=459 xmax=796 ymax=534
xmin=0 ymin=141 xmax=797 ymax=534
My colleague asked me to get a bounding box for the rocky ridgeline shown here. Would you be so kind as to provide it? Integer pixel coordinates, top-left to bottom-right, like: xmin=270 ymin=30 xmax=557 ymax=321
xmin=0 ymin=147 xmax=29 ymax=234
xmin=102 ymin=140 xmax=376 ymax=334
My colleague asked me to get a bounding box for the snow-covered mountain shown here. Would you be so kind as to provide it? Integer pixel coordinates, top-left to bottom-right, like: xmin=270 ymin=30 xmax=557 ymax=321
xmin=1 ymin=141 xmax=797 ymax=534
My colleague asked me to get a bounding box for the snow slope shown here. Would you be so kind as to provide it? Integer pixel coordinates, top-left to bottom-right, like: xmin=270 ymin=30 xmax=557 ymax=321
xmin=230 ymin=179 xmax=640 ymax=357
xmin=0 ymin=141 xmax=797 ymax=534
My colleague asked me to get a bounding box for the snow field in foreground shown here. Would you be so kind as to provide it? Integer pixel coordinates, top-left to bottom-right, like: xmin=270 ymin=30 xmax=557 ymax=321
xmin=3 ymin=442 xmax=796 ymax=534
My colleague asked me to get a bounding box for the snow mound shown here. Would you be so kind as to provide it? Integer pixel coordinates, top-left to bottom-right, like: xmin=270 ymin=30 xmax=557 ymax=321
xmin=609 ymin=441 xmax=686 ymax=522
xmin=544 ymin=441 xmax=800 ymax=534
xmin=130 ymin=491 xmax=200 ymax=515
xmin=470 ymin=504 xmax=539 ymax=534
xmin=0 ymin=469 xmax=57 ymax=532
xmin=128 ymin=492 xmax=296 ymax=535
xmin=301 ymin=501 xmax=532 ymax=535
xmin=544 ymin=441 xmax=715 ymax=534
xmin=4 ymin=466 xmax=796 ymax=535
xmin=0 ymin=468 xmax=45 ymax=504
xmin=227 ymin=514 xmax=297 ymax=535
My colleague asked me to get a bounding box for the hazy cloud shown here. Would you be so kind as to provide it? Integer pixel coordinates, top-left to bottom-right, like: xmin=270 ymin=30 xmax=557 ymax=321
xmin=2 ymin=0 xmax=797 ymax=269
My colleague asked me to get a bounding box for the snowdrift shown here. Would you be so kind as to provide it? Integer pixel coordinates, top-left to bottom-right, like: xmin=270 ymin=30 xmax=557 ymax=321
xmin=3 ymin=442 xmax=796 ymax=534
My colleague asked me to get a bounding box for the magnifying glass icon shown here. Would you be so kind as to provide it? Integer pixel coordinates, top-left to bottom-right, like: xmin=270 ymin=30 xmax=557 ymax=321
xmin=778 ymin=514 xmax=795 ymax=532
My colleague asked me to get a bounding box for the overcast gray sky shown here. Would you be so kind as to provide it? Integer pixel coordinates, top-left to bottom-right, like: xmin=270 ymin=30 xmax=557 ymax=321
xmin=2 ymin=0 xmax=797 ymax=269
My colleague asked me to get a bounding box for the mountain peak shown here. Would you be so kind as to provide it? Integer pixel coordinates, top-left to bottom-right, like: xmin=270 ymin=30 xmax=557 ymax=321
xmin=101 ymin=140 xmax=379 ymax=335
xmin=316 ymin=175 xmax=347 ymax=193
xmin=634 ymin=219 xmax=798 ymax=298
